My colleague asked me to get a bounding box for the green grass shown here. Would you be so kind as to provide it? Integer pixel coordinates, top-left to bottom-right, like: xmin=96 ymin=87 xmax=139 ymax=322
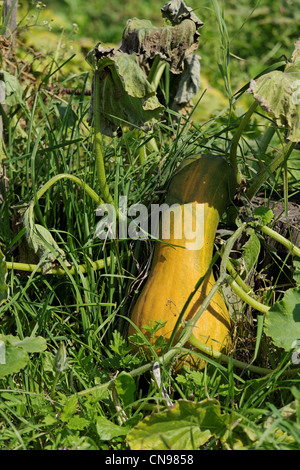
xmin=0 ymin=0 xmax=300 ymax=450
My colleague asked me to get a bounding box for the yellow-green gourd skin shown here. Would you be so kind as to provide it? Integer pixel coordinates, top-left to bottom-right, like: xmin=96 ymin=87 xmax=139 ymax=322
xmin=128 ymin=154 xmax=237 ymax=369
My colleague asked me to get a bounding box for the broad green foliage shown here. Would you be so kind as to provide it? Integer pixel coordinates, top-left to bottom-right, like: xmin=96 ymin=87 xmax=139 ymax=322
xmin=96 ymin=416 xmax=130 ymax=441
xmin=126 ymin=399 xmax=229 ymax=450
xmin=0 ymin=334 xmax=47 ymax=378
xmin=264 ymin=288 xmax=300 ymax=352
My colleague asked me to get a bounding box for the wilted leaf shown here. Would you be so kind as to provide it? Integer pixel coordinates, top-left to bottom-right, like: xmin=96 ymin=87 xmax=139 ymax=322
xmin=23 ymin=207 xmax=69 ymax=273
xmin=126 ymin=399 xmax=229 ymax=450
xmin=0 ymin=70 xmax=23 ymax=106
xmin=161 ymin=0 xmax=204 ymax=29
xmin=0 ymin=249 xmax=8 ymax=305
xmin=264 ymin=288 xmax=300 ymax=351
xmin=247 ymin=40 xmax=300 ymax=142
xmin=169 ymin=54 xmax=201 ymax=113
xmin=120 ymin=16 xmax=201 ymax=74
xmin=87 ymin=46 xmax=164 ymax=136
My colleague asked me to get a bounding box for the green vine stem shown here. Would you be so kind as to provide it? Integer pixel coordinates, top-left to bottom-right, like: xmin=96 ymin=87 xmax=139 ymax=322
xmin=226 ymin=258 xmax=252 ymax=293
xmin=226 ymin=276 xmax=270 ymax=313
xmin=188 ymin=335 xmax=271 ymax=375
xmin=229 ymin=101 xmax=259 ymax=184
xmin=6 ymin=257 xmax=111 ymax=275
xmin=258 ymin=122 xmax=276 ymax=157
xmin=225 ymin=259 xmax=269 ymax=313
xmin=256 ymin=224 xmax=300 ymax=258
xmin=135 ymin=57 xmax=165 ymax=163
xmin=148 ymin=56 xmax=167 ymax=91
xmin=94 ymin=69 xmax=115 ymax=205
xmin=27 ymin=173 xmax=103 ymax=213
xmin=246 ymin=140 xmax=296 ymax=200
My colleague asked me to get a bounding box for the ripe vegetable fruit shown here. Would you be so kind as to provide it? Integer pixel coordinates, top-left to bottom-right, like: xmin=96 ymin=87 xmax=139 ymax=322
xmin=128 ymin=154 xmax=237 ymax=368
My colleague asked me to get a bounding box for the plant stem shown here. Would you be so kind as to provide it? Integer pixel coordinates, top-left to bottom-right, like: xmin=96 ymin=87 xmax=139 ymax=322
xmin=226 ymin=276 xmax=270 ymax=313
xmin=148 ymin=56 xmax=167 ymax=91
xmin=93 ymin=70 xmax=114 ymax=205
xmin=32 ymin=173 xmax=103 ymax=207
xmin=189 ymin=335 xmax=271 ymax=375
xmin=246 ymin=141 xmax=296 ymax=200
xmin=6 ymin=257 xmax=111 ymax=274
xmin=50 ymin=371 xmax=61 ymax=397
xmin=229 ymin=101 xmax=259 ymax=184
xmin=226 ymin=258 xmax=251 ymax=293
xmin=258 ymin=123 xmax=276 ymax=156
xmin=135 ymin=57 xmax=164 ymax=163
xmin=256 ymin=224 xmax=300 ymax=258
xmin=225 ymin=259 xmax=270 ymax=313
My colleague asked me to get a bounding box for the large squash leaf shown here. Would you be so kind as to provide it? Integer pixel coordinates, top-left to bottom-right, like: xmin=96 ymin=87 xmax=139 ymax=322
xmin=247 ymin=39 xmax=300 ymax=142
xmin=86 ymin=46 xmax=164 ymax=136
xmin=120 ymin=16 xmax=201 ymax=74
xmin=264 ymin=288 xmax=300 ymax=351
xmin=126 ymin=399 xmax=229 ymax=450
xmin=86 ymin=1 xmax=204 ymax=135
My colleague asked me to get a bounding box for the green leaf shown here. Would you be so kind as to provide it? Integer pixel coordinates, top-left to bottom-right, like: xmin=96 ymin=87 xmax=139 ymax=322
xmin=253 ymin=207 xmax=274 ymax=225
xmin=293 ymin=260 xmax=300 ymax=285
xmin=96 ymin=416 xmax=130 ymax=441
xmin=0 ymin=334 xmax=47 ymax=378
xmin=12 ymin=336 xmax=47 ymax=353
xmin=115 ymin=372 xmax=136 ymax=408
xmin=242 ymin=228 xmax=261 ymax=276
xmin=264 ymin=288 xmax=300 ymax=351
xmin=126 ymin=399 xmax=229 ymax=450
xmin=0 ymin=343 xmax=28 ymax=379
xmin=67 ymin=416 xmax=90 ymax=431
xmin=60 ymin=396 xmax=78 ymax=423
xmin=0 ymin=249 xmax=8 ymax=305
xmin=56 ymin=104 xmax=78 ymax=128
